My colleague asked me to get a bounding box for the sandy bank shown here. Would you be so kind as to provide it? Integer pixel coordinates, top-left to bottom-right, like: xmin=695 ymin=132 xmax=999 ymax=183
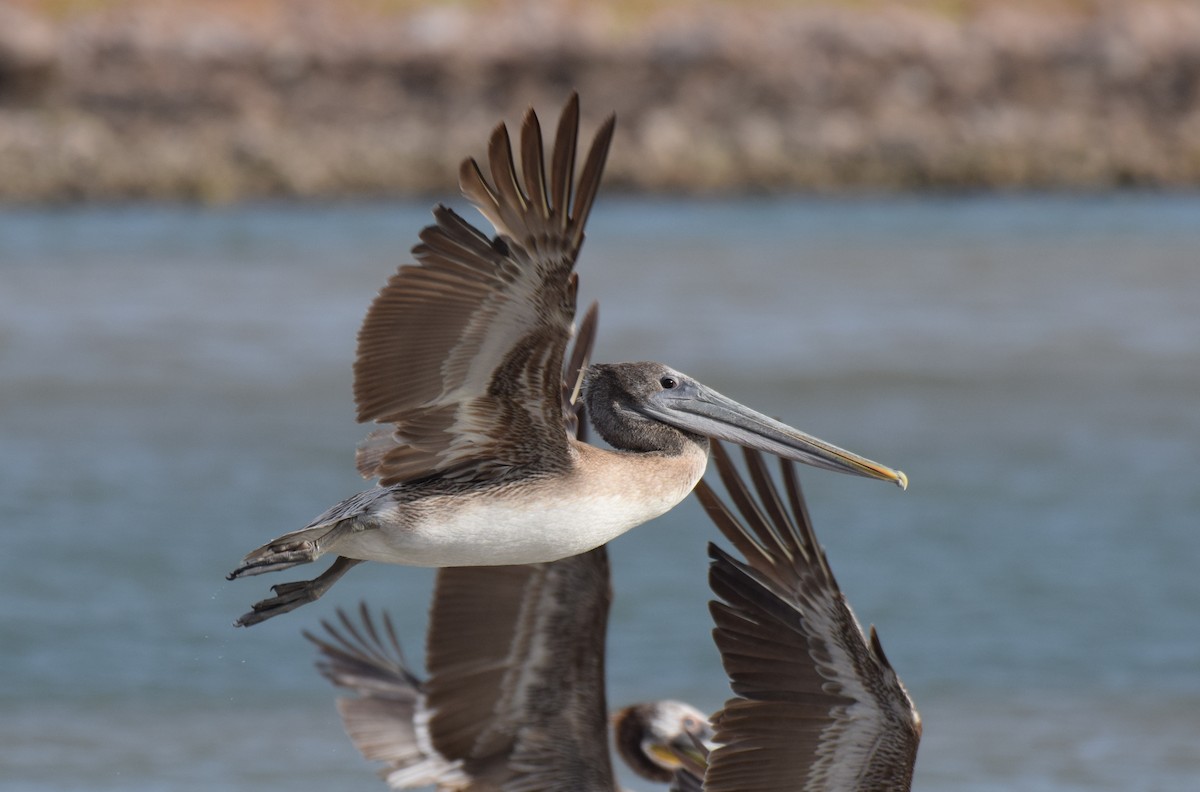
xmin=1 ymin=0 xmax=1199 ymax=201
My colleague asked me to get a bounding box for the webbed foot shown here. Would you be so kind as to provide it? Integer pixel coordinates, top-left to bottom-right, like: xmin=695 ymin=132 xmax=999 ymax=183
xmin=227 ymin=521 xmax=357 ymax=580
xmin=233 ymin=556 xmax=363 ymax=627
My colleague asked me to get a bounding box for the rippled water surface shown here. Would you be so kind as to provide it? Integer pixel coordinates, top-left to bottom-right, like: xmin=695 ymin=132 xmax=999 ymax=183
xmin=3 ymin=194 xmax=1199 ymax=791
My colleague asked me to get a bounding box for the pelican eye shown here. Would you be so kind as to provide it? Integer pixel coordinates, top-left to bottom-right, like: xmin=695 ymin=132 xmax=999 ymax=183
xmin=659 ymin=376 xmax=678 ymax=389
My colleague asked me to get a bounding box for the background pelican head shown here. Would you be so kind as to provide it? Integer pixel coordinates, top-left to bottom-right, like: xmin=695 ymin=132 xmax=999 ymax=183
xmin=612 ymin=700 xmax=714 ymax=783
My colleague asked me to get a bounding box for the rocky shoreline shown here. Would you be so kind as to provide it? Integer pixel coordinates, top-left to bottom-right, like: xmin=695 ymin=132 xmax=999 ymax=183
xmin=1 ymin=0 xmax=1199 ymax=202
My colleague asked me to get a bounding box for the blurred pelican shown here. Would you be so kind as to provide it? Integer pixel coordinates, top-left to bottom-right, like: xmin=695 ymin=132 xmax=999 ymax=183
xmin=306 ymin=591 xmax=711 ymax=790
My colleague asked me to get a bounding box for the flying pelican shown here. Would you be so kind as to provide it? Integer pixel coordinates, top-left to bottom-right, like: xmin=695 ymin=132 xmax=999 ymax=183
xmin=228 ymin=93 xmax=906 ymax=626
xmin=303 ymin=441 xmax=920 ymax=791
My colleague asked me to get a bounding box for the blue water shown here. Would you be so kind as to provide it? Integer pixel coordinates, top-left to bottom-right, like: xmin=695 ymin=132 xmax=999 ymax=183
xmin=2 ymin=194 xmax=1199 ymax=790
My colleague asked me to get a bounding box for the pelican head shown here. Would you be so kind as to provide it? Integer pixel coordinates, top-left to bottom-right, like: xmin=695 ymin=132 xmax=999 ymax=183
xmin=583 ymin=362 xmax=907 ymax=488
xmin=612 ymin=700 xmax=713 ymax=783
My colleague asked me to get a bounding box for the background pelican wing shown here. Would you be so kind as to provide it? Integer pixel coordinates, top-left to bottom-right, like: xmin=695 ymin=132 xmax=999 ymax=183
xmin=421 ymin=549 xmax=615 ymax=792
xmin=304 ymin=605 xmax=471 ymax=790
xmin=693 ymin=443 xmax=921 ymax=792
xmin=307 ymin=553 xmax=616 ymax=792
xmin=354 ymin=94 xmax=615 ymax=485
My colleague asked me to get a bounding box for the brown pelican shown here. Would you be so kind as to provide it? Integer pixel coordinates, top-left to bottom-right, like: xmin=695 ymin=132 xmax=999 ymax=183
xmin=303 ymin=442 xmax=919 ymax=791
xmin=228 ymin=93 xmax=906 ymax=626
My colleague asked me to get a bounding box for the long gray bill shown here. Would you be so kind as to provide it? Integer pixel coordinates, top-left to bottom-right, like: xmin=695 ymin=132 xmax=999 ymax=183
xmin=638 ymin=382 xmax=907 ymax=489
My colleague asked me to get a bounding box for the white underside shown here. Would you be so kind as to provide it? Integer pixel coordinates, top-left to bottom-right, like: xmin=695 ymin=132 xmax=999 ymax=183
xmin=330 ymin=446 xmax=708 ymax=567
xmin=334 ymin=486 xmax=685 ymax=567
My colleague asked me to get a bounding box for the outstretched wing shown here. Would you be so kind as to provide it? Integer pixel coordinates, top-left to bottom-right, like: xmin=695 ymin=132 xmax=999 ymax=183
xmin=420 ymin=549 xmax=615 ymax=792
xmin=303 ymin=605 xmax=471 ymax=790
xmin=354 ymin=94 xmax=615 ymax=486
xmin=693 ymin=443 xmax=922 ymax=792
xmin=309 ymin=554 xmax=615 ymax=792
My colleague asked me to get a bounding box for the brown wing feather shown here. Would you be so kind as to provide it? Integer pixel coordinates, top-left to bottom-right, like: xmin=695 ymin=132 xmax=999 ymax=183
xmin=423 ymin=549 xmax=615 ymax=791
xmin=354 ymin=94 xmax=616 ymax=486
xmin=694 ymin=443 xmax=921 ymax=792
xmin=563 ymin=301 xmax=599 ymax=441
xmin=304 ymin=605 xmax=472 ymax=789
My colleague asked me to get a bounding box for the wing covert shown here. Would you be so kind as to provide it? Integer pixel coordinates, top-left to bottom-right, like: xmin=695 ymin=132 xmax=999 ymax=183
xmin=354 ymin=94 xmax=615 ymax=486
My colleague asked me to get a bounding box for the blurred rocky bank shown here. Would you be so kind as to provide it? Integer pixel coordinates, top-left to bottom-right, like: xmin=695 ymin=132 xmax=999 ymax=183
xmin=1 ymin=0 xmax=1199 ymax=202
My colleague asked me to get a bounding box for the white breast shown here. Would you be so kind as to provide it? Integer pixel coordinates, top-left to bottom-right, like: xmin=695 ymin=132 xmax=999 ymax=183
xmin=335 ymin=444 xmax=708 ymax=567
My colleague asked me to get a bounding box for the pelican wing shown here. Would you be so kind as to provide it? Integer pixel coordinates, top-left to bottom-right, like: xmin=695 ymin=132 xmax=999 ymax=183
xmin=423 ymin=548 xmax=616 ymax=792
xmin=693 ymin=443 xmax=921 ymax=792
xmin=562 ymin=301 xmax=598 ymax=443
xmin=354 ymin=94 xmax=615 ymax=486
xmin=306 ymin=553 xmax=615 ymax=792
xmin=304 ymin=605 xmax=471 ymax=790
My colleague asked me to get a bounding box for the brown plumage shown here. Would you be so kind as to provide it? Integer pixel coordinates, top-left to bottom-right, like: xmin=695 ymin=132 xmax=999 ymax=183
xmin=305 ymin=444 xmax=919 ymax=792
xmin=305 ymin=557 xmax=713 ymax=791
xmin=352 ymin=96 xmax=612 ymax=487
xmin=682 ymin=442 xmax=922 ymax=792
